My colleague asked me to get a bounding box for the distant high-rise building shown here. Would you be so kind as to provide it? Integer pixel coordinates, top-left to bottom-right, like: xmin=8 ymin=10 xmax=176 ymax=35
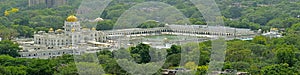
xmin=53 ymin=0 xmax=67 ymax=6
xmin=28 ymin=0 xmax=67 ymax=7
xmin=28 ymin=0 xmax=46 ymax=6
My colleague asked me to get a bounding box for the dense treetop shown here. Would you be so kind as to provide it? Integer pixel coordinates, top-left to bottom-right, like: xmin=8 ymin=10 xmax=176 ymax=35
xmin=0 ymin=0 xmax=300 ymax=75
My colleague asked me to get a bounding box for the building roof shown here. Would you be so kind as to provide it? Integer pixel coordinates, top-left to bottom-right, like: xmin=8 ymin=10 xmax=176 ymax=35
xmin=166 ymin=25 xmax=253 ymax=34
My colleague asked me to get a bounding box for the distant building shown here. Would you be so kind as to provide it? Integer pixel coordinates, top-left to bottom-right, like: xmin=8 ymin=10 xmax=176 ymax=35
xmin=28 ymin=0 xmax=44 ymax=6
xmin=28 ymin=0 xmax=67 ymax=7
xmin=161 ymin=68 xmax=191 ymax=75
xmin=18 ymin=15 xmax=108 ymax=59
xmin=17 ymin=15 xmax=256 ymax=59
xmin=212 ymin=69 xmax=249 ymax=75
xmin=262 ymin=28 xmax=282 ymax=38
xmin=103 ymin=25 xmax=255 ymax=39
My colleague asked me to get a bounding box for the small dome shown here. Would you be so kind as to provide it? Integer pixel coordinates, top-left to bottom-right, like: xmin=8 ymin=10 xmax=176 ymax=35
xmin=271 ymin=28 xmax=278 ymax=31
xmin=94 ymin=17 xmax=104 ymax=22
xmin=92 ymin=27 xmax=96 ymax=31
xmin=56 ymin=29 xmax=63 ymax=33
xmin=163 ymin=38 xmax=170 ymax=43
xmin=66 ymin=15 xmax=78 ymax=22
xmin=49 ymin=28 xmax=54 ymax=33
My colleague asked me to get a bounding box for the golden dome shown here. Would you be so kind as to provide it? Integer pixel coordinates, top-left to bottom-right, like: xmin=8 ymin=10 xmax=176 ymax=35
xmin=92 ymin=27 xmax=96 ymax=31
xmin=66 ymin=15 xmax=78 ymax=22
xmin=49 ymin=28 xmax=54 ymax=32
xmin=271 ymin=28 xmax=278 ymax=31
xmin=56 ymin=29 xmax=63 ymax=33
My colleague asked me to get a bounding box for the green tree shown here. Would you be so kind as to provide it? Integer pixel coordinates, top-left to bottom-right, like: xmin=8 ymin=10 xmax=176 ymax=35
xmin=184 ymin=62 xmax=197 ymax=70
xmin=198 ymin=42 xmax=210 ymax=65
xmin=226 ymin=40 xmax=253 ymax=62
xmin=0 ymin=40 xmax=20 ymax=57
xmin=196 ymin=65 xmax=208 ymax=75
xmin=12 ymin=25 xmax=34 ymax=37
xmin=130 ymin=43 xmax=151 ymax=63
xmin=164 ymin=54 xmax=181 ymax=68
xmin=261 ymin=63 xmax=298 ymax=75
xmin=166 ymin=45 xmax=181 ymax=56
xmin=0 ymin=66 xmax=27 ymax=75
xmin=275 ymin=45 xmax=296 ymax=66
xmin=0 ymin=28 xmax=19 ymax=40
xmin=231 ymin=62 xmax=250 ymax=71
xmin=76 ymin=62 xmax=105 ymax=75
xmin=248 ymin=43 xmax=267 ymax=57
xmin=137 ymin=20 xmax=163 ymax=28
xmin=267 ymin=18 xmax=284 ymax=28
xmin=96 ymin=20 xmax=114 ymax=30
xmin=130 ymin=43 xmax=151 ymax=64
xmin=54 ymin=63 xmax=78 ymax=75
xmin=103 ymin=59 xmax=128 ymax=75
xmin=252 ymin=36 xmax=267 ymax=45
xmin=226 ymin=48 xmax=252 ymax=62
xmin=288 ymin=23 xmax=300 ymax=32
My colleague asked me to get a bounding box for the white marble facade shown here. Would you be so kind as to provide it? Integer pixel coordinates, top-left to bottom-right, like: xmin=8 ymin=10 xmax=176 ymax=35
xmin=19 ymin=15 xmax=107 ymax=59
xmin=33 ymin=15 xmax=106 ymax=48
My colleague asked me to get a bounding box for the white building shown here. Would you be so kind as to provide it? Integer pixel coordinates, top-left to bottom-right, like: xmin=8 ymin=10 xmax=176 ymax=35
xmin=262 ymin=28 xmax=282 ymax=38
xmin=19 ymin=15 xmax=108 ymax=59
xmin=18 ymin=15 xmax=256 ymax=59
xmin=104 ymin=24 xmax=256 ymax=39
